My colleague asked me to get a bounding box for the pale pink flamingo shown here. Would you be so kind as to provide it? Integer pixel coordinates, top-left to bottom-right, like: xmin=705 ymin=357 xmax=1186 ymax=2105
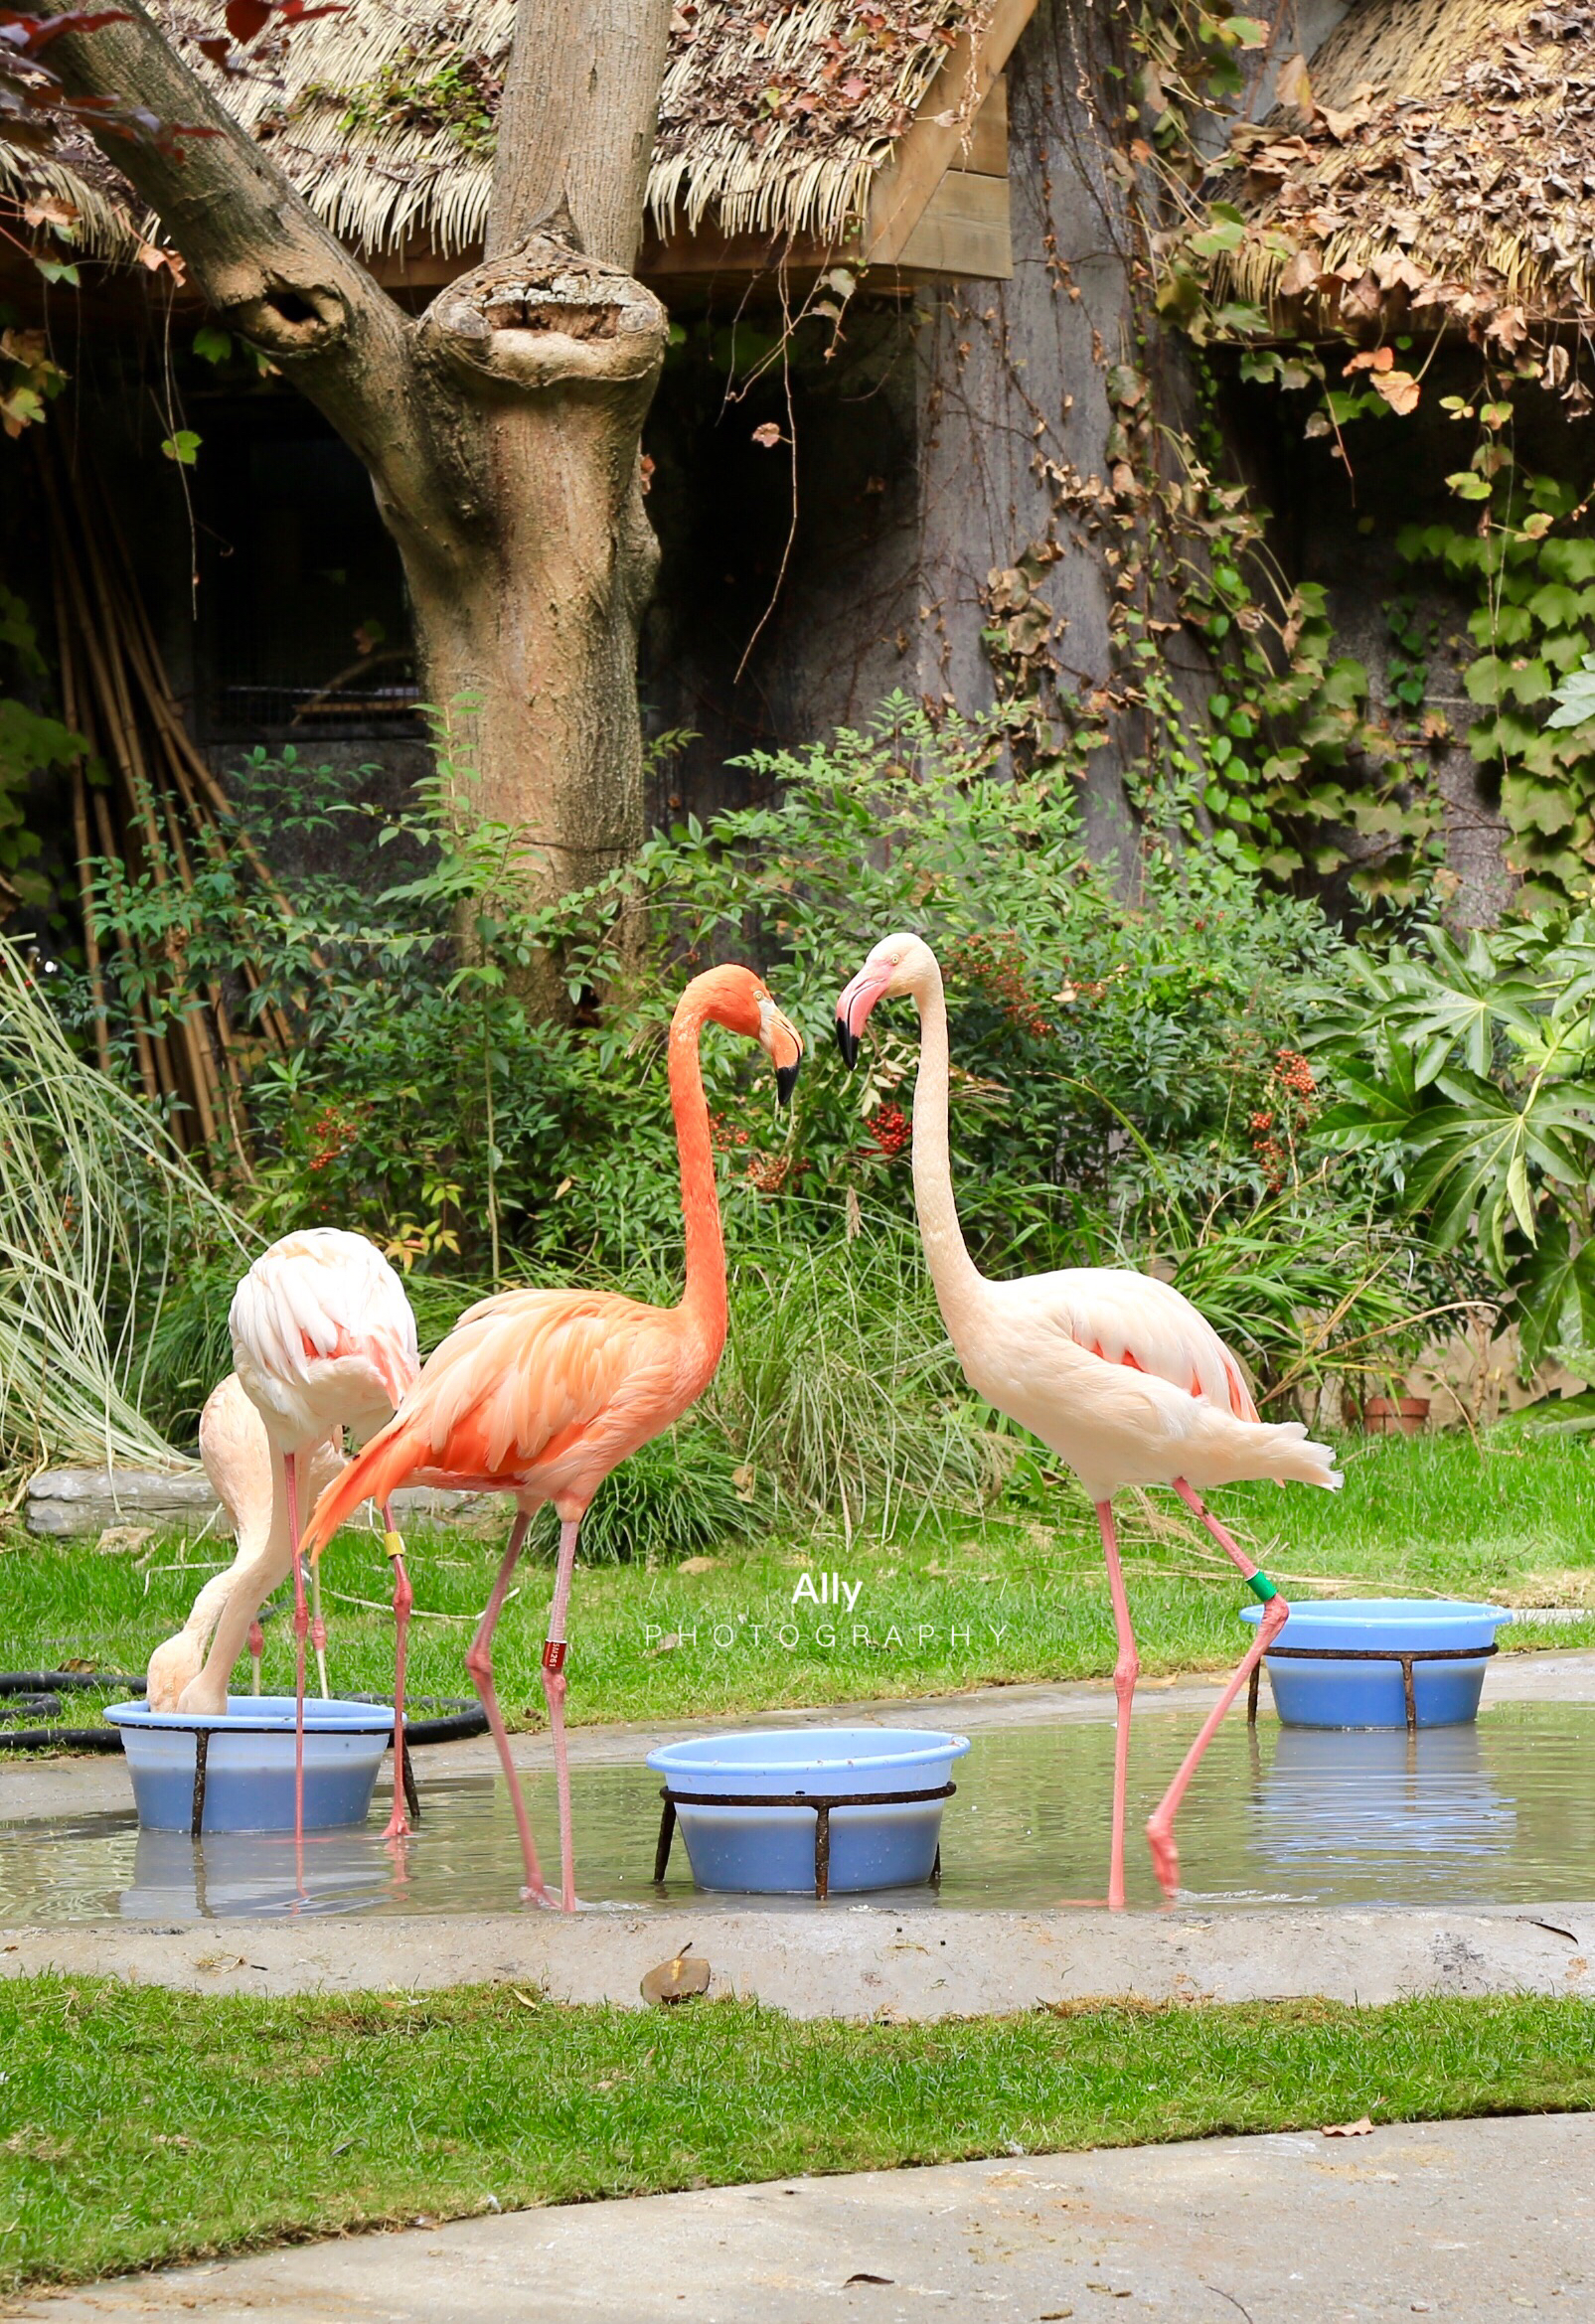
xmin=146 ymin=1372 xmax=343 ymax=1710
xmin=836 ymin=933 xmax=1341 ymax=1907
xmin=300 ymin=966 xmax=804 ymax=1912
xmin=225 ymin=1229 xmax=420 ymax=1844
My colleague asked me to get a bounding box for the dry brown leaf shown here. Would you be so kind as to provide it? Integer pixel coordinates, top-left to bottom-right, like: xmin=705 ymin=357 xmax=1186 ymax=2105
xmin=1323 ymin=2114 xmax=1375 ymax=2137
xmin=1372 ymin=369 xmax=1421 ymax=415
xmin=1277 ymin=246 xmax=1323 ymax=300
xmin=1275 ymin=53 xmax=1313 ymax=116
xmin=641 ymin=1950 xmax=712 ymax=2006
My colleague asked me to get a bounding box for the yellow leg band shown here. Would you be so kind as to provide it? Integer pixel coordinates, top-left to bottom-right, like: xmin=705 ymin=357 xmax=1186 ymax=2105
xmin=384 ymin=1530 xmax=406 ymax=1561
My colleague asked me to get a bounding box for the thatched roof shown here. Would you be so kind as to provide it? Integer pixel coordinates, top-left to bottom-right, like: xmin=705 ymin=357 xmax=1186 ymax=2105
xmin=1209 ymin=0 xmax=1595 ymax=347
xmin=2 ymin=0 xmax=994 ymax=267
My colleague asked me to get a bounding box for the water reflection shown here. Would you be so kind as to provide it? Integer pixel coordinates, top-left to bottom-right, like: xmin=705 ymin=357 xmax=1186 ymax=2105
xmin=2 ymin=1700 xmax=1592 ymax=1923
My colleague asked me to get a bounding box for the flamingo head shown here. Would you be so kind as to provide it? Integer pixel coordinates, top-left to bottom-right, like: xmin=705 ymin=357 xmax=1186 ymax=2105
xmin=835 ymin=932 xmax=938 ymax=1067
xmin=684 ymin=965 xmax=805 ymax=1105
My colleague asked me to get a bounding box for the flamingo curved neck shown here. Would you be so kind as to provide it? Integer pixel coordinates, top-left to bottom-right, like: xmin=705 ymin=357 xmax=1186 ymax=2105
xmin=910 ymin=966 xmax=985 ymax=1335
xmin=668 ymin=1003 xmax=729 ymax=1350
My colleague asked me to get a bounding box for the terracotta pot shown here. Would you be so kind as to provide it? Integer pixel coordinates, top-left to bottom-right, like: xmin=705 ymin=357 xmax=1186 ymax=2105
xmin=1359 ymin=1395 xmax=1431 ymax=1438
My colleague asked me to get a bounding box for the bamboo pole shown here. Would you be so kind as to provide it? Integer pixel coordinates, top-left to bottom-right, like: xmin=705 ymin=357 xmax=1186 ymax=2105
xmin=45 ymin=445 xmax=223 ymax=1151
xmin=53 ymin=558 xmax=112 ymax=1076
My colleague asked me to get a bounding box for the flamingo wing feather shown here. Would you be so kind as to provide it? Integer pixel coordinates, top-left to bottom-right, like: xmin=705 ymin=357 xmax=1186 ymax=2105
xmin=301 ymin=1287 xmax=683 ymax=1552
xmin=1027 ymin=1268 xmax=1258 ymax=1420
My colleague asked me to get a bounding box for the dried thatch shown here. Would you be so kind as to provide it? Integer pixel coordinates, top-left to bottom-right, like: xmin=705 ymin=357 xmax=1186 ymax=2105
xmin=1211 ymin=0 xmax=1595 ymax=341
xmin=4 ymin=0 xmax=986 ymax=265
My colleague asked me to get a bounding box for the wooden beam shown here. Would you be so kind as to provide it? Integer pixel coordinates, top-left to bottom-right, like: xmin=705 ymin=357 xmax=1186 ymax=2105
xmin=962 ymin=73 xmax=1009 ymax=178
xmin=866 ymin=0 xmax=1038 ymax=264
xmin=895 ymin=169 xmax=1011 ymax=280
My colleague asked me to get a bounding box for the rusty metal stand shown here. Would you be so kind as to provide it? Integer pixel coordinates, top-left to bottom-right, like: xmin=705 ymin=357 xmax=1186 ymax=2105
xmin=1246 ymin=1640 xmax=1499 ymax=1733
xmin=189 ymin=1726 xmax=210 ymax=1838
xmin=653 ymin=1782 xmax=956 ymax=1901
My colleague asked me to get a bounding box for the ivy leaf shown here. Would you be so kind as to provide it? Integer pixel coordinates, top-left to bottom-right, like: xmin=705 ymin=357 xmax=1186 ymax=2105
xmin=161 ymin=430 xmax=203 ymax=465
xmin=1524 ymin=581 xmax=1584 ymax=627
xmin=1546 ymin=655 xmax=1595 ymax=730
xmin=1190 ymin=219 xmax=1245 ymax=257
xmin=1446 ymin=471 xmax=1493 ymax=501
xmin=193 ymin=325 xmax=232 ymax=365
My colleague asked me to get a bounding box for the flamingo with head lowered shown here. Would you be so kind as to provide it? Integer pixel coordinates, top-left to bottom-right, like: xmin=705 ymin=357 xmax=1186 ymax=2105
xmin=301 ymin=966 xmax=804 ymax=1913
xmin=836 ymin=932 xmax=1341 ymax=1907
xmin=222 ymin=1229 xmax=421 ymax=1847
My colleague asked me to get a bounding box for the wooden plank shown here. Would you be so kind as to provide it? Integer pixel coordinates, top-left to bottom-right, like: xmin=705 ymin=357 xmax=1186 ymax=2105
xmin=867 ymin=0 xmax=1038 ymax=264
xmin=964 ymin=75 xmax=1009 ymax=178
xmin=894 ymin=169 xmax=1012 ymax=280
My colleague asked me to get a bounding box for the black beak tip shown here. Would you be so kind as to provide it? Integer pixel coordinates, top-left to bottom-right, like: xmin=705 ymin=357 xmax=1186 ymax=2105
xmin=835 ymin=1016 xmax=860 ymax=1070
xmin=776 ymin=1060 xmax=800 ymax=1108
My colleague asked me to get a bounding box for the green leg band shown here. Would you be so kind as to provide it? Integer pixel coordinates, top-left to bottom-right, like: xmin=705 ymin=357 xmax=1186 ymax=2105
xmin=1246 ymin=1569 xmax=1279 ymax=1604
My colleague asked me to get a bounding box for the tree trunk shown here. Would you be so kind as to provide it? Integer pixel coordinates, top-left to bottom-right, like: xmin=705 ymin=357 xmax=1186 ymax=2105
xmin=42 ymin=0 xmax=674 ymax=979
xmin=404 ymin=237 xmax=667 ymax=916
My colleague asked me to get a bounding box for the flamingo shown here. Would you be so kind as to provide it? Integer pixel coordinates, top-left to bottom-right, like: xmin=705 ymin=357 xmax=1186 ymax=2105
xmin=223 ymin=1228 xmax=420 ymax=1844
xmin=835 ymin=933 xmax=1341 ymax=1907
xmin=146 ymin=1372 xmax=343 ymax=1710
xmin=300 ymin=965 xmax=805 ymax=1912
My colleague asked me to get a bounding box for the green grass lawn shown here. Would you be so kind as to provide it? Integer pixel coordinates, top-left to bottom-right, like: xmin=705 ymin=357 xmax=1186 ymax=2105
xmin=0 ymin=1977 xmax=1592 ymax=2293
xmin=3 ymin=1434 xmax=1594 ymax=1733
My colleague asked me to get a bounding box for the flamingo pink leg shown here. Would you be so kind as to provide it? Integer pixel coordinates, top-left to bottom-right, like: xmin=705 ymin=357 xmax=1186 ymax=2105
xmin=382 ymin=1501 xmax=413 ymax=1842
xmin=465 ymin=1513 xmax=550 ymax=1906
xmin=1145 ymin=1477 xmax=1290 ymax=1899
xmin=541 ymin=1516 xmax=583 ymax=1914
xmin=247 ymin=1620 xmax=264 ymax=1696
xmin=1097 ymin=1499 xmax=1140 ymax=1912
xmin=284 ymin=1451 xmax=308 ymax=1857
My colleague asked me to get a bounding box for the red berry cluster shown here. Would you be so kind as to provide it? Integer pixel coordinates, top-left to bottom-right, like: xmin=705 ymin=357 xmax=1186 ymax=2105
xmin=947 ymin=930 xmax=1055 ymax=1039
xmin=708 ymin=1111 xmax=750 ymax=1155
xmin=306 ymin=1100 xmax=370 ymax=1173
xmin=1249 ymin=1050 xmax=1318 ymax=1189
xmin=868 ymin=1102 xmax=911 ymax=1158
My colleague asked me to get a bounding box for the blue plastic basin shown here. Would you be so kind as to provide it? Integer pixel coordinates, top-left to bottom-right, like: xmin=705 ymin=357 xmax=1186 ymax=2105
xmin=104 ymin=1697 xmax=394 ymax=1832
xmin=1241 ymin=1599 xmax=1512 ymax=1729
xmin=647 ymin=1727 xmax=970 ymax=1895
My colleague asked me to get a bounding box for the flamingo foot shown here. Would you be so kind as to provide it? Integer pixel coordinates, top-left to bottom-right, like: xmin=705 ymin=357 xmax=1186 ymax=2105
xmin=382 ymin=1801 xmax=411 ymax=1841
xmin=1145 ymin=1813 xmax=1181 ymax=1902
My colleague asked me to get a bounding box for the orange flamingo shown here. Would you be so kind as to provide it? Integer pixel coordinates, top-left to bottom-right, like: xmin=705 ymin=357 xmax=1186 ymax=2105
xmin=301 ymin=966 xmax=804 ymax=1910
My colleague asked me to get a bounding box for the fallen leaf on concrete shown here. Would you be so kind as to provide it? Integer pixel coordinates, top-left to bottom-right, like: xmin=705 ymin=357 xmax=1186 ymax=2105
xmin=641 ymin=1950 xmax=711 ymax=2006
xmin=844 ymin=2275 xmax=893 ymax=2286
xmin=1322 ymin=2114 xmax=1374 ymax=2137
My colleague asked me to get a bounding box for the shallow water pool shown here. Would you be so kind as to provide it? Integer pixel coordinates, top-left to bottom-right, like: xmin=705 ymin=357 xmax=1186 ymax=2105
xmin=3 ymin=1700 xmax=1594 ymax=1922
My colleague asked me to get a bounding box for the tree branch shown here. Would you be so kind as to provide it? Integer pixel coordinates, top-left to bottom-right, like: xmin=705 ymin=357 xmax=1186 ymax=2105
xmin=39 ymin=0 xmax=433 ymax=494
xmin=487 ymin=0 xmax=675 ymax=268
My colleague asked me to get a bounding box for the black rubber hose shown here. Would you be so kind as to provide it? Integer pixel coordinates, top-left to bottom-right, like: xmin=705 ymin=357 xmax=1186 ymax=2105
xmin=0 ymin=1670 xmax=146 ymax=1753
xmin=0 ymin=1672 xmax=487 ymax=1753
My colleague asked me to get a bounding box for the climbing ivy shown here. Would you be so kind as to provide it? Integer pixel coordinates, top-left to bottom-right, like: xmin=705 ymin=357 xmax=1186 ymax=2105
xmin=1400 ymin=475 xmax=1595 ymax=912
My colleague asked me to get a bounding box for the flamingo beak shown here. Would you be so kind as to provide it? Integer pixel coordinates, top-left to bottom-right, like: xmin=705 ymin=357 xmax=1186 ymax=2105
xmin=834 ymin=964 xmax=891 ymax=1070
xmin=759 ymin=1001 xmax=805 ymax=1107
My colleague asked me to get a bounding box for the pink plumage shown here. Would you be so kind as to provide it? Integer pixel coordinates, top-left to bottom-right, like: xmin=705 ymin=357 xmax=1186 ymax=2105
xmin=837 ymin=932 xmax=1341 ymax=1908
